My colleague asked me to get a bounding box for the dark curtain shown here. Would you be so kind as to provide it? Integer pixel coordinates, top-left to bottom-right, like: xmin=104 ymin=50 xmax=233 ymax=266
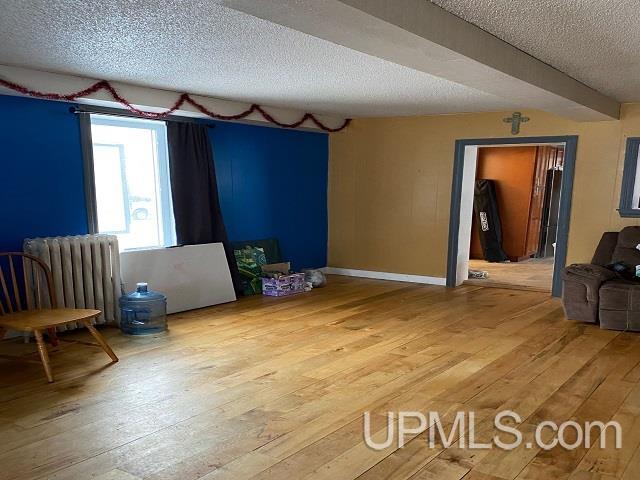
xmin=166 ymin=122 xmax=241 ymax=294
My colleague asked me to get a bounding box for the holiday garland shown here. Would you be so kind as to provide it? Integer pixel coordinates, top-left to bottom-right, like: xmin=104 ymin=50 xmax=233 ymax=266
xmin=0 ymin=77 xmax=351 ymax=132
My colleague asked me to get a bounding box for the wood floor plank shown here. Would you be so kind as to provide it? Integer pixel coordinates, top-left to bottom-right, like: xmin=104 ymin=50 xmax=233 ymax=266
xmin=568 ymin=383 xmax=640 ymax=479
xmin=0 ymin=276 xmax=637 ymax=480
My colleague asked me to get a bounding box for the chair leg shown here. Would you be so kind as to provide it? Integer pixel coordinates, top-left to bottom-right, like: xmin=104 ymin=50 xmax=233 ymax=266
xmin=47 ymin=327 xmax=59 ymax=347
xmin=34 ymin=329 xmax=54 ymax=383
xmin=82 ymin=320 xmax=118 ymax=363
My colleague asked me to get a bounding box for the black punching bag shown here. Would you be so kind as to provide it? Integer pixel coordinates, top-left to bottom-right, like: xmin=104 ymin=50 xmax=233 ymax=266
xmin=474 ymin=179 xmax=509 ymax=262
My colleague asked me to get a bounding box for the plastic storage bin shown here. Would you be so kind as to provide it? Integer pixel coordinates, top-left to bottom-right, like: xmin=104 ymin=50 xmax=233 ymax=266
xmin=119 ymin=282 xmax=167 ymax=335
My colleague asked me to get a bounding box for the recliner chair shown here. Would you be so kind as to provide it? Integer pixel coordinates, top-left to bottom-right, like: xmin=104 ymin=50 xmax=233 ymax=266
xmin=562 ymin=226 xmax=640 ymax=331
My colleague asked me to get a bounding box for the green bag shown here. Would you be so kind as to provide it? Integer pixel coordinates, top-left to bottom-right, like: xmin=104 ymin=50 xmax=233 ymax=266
xmin=233 ymin=245 xmax=267 ymax=295
xmin=232 ymin=238 xmax=283 ymax=296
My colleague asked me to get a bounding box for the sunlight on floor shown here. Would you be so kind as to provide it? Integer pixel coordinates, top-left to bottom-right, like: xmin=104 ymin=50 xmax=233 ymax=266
xmin=466 ymin=257 xmax=554 ymax=292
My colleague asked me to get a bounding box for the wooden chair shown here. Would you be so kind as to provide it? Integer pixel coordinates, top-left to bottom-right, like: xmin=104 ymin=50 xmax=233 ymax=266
xmin=0 ymin=252 xmax=118 ymax=382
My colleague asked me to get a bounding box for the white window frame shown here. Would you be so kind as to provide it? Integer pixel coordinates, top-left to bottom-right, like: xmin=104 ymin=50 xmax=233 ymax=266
xmin=80 ymin=111 xmax=176 ymax=250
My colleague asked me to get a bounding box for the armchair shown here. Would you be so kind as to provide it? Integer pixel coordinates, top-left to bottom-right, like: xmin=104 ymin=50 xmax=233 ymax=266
xmin=562 ymin=227 xmax=640 ymax=331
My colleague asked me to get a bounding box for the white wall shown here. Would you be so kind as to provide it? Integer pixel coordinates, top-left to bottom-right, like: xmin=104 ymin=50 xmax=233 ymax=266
xmin=455 ymin=145 xmax=478 ymax=285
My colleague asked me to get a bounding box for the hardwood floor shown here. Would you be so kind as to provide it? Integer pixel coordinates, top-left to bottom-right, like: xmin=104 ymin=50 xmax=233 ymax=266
xmin=466 ymin=258 xmax=554 ymax=292
xmin=0 ymin=275 xmax=638 ymax=480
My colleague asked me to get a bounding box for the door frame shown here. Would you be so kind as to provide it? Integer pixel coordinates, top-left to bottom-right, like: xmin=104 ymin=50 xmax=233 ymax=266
xmin=446 ymin=135 xmax=578 ymax=297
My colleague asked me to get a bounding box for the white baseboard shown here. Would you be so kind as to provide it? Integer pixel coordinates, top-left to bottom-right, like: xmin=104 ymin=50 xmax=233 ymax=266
xmin=322 ymin=267 xmax=447 ymax=286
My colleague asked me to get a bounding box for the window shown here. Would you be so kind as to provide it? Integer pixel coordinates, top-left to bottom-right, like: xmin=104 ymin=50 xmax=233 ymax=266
xmin=88 ymin=114 xmax=176 ymax=250
xmin=619 ymin=138 xmax=640 ymax=217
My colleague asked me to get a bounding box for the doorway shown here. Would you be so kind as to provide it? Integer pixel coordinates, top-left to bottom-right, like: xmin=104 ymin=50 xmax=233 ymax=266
xmin=446 ymin=136 xmax=578 ymax=297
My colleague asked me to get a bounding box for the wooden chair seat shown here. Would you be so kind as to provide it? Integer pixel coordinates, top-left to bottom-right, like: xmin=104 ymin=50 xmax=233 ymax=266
xmin=0 ymin=253 xmax=118 ymax=383
xmin=0 ymin=308 xmax=102 ymax=332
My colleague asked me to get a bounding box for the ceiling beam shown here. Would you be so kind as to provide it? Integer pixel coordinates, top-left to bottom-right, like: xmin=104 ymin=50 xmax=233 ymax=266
xmin=218 ymin=0 xmax=619 ymax=121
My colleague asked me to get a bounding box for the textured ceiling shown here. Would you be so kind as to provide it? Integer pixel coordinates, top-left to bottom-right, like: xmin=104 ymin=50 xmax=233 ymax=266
xmin=0 ymin=0 xmax=518 ymax=117
xmin=430 ymin=0 xmax=640 ymax=102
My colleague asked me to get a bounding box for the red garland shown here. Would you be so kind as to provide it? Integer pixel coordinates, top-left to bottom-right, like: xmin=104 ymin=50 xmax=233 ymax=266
xmin=0 ymin=77 xmax=351 ymax=132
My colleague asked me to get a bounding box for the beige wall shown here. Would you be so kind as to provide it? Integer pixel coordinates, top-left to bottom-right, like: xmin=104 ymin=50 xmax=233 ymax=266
xmin=328 ymin=104 xmax=640 ymax=278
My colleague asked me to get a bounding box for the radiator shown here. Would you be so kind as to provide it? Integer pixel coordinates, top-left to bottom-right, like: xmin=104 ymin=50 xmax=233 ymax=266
xmin=23 ymin=234 xmax=122 ymax=326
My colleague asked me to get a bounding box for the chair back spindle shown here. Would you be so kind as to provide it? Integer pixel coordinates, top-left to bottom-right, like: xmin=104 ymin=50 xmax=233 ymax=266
xmin=0 ymin=253 xmax=56 ymax=315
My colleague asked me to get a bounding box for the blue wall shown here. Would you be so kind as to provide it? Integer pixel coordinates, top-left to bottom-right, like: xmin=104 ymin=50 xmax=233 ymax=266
xmin=0 ymin=95 xmax=89 ymax=252
xmin=211 ymin=121 xmax=328 ymax=269
xmin=0 ymin=94 xmax=328 ymax=268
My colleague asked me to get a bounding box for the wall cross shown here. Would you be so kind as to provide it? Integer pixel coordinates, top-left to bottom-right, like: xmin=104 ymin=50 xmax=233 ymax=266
xmin=503 ymin=112 xmax=530 ymax=135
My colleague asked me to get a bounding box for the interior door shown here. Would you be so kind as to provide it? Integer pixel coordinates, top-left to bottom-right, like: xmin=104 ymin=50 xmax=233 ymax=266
xmin=525 ymin=146 xmax=555 ymax=256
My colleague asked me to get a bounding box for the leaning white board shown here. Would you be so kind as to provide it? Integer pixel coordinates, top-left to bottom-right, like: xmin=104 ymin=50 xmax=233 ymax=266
xmin=120 ymin=243 xmax=236 ymax=314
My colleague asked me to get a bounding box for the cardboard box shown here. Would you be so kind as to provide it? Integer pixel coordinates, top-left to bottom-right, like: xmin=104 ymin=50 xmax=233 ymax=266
xmin=261 ymin=262 xmax=291 ymax=275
